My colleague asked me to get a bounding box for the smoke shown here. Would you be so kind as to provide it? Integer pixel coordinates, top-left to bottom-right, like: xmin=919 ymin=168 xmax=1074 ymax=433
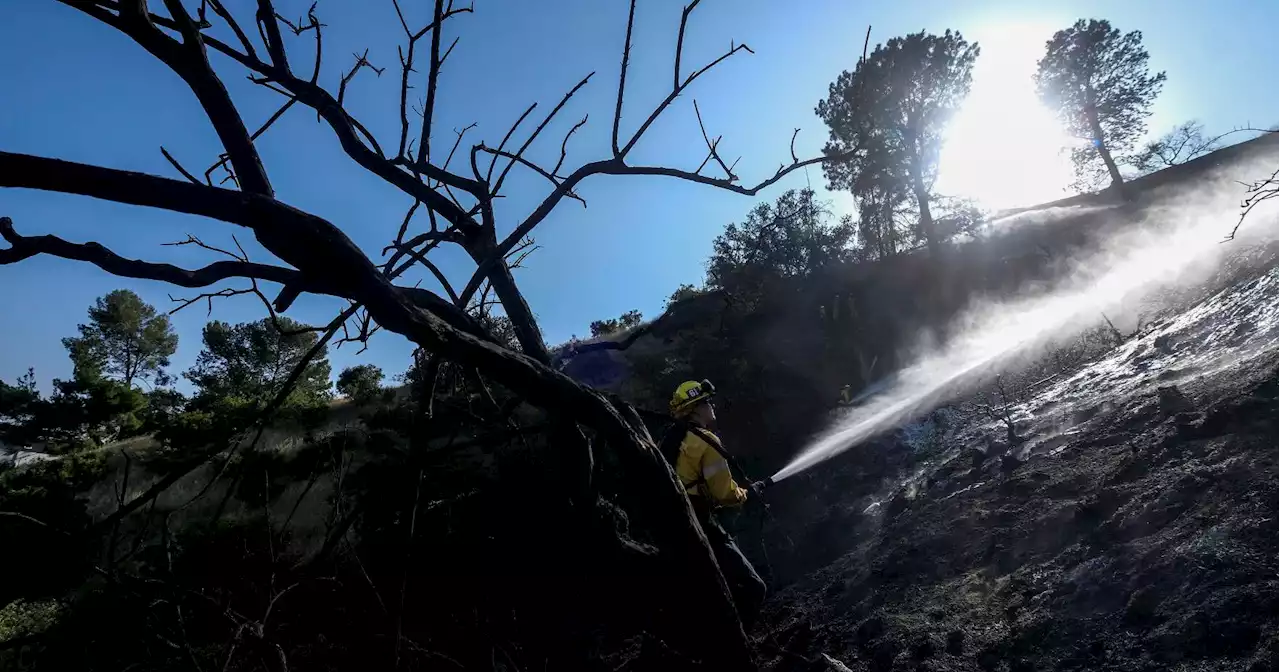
xmin=772 ymin=160 xmax=1279 ymax=483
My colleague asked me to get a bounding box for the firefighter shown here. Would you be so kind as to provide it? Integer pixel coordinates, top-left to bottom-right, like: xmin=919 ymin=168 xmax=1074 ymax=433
xmin=664 ymin=379 xmax=768 ymax=626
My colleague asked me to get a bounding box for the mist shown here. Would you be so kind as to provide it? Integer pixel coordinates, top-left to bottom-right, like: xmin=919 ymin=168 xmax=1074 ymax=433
xmin=772 ymin=164 xmax=1280 ymax=483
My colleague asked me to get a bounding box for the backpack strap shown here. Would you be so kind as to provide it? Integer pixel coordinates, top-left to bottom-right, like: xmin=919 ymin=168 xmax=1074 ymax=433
xmin=686 ymin=426 xmax=754 ymax=487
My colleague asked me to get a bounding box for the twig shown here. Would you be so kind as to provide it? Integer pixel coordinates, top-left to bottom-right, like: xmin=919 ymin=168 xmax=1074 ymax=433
xmin=493 ymin=72 xmax=594 ymax=198
xmin=486 ymin=102 xmax=539 ymax=184
xmin=337 ymin=48 xmax=385 ymax=108
xmin=692 ymin=99 xmax=735 ymax=181
xmin=163 ymin=234 xmax=247 ymax=262
xmin=161 ymin=147 xmax=202 ymax=184
xmin=168 ymin=287 xmax=256 ymax=316
xmin=552 ymin=115 xmax=589 ymax=178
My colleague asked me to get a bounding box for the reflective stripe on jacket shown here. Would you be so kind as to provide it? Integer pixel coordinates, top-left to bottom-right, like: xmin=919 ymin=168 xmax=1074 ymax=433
xmin=674 ymin=426 xmax=747 ymax=507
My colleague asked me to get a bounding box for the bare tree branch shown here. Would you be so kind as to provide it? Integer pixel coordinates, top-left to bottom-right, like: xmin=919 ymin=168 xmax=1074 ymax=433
xmin=478 ymin=148 xmax=586 ymax=206
xmin=1226 ymin=169 xmax=1278 ymax=241
xmin=673 ymin=0 xmax=702 ymax=90
xmin=553 ymin=115 xmax=589 ymax=178
xmin=386 ymin=242 xmax=460 ymax=304
xmin=337 ymin=48 xmax=385 ymax=109
xmin=160 ymin=146 xmax=201 ymax=185
xmin=492 ymin=72 xmax=595 ymax=197
xmin=416 ymin=0 xmax=447 ymax=167
xmin=612 ymin=0 xmax=637 ymax=156
xmin=0 ymin=216 xmax=488 ymax=342
xmin=168 ymin=286 xmax=256 ymax=316
xmin=162 ymin=233 xmax=246 ymax=262
xmin=693 ymin=99 xmax=735 ymax=181
xmin=485 ymin=102 xmax=539 ymax=184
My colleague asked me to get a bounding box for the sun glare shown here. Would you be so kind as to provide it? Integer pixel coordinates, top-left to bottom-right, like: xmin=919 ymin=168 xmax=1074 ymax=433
xmin=936 ymin=24 xmax=1077 ymax=213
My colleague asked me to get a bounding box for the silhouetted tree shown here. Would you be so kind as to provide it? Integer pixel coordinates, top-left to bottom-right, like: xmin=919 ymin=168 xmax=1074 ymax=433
xmin=1133 ymin=121 xmax=1218 ymax=174
xmin=0 ymin=369 xmax=40 ymax=446
xmin=818 ymin=30 xmax=979 ymax=257
xmin=60 ymin=290 xmax=177 ymax=390
xmin=185 ymin=317 xmax=332 ymax=411
xmin=337 ymin=364 xmax=384 ymax=403
xmin=590 ymin=309 xmax=643 ymax=337
xmin=666 ymin=284 xmax=702 ymax=308
xmin=707 ymin=188 xmax=856 ymax=303
xmin=1035 ymin=19 xmax=1166 ymax=193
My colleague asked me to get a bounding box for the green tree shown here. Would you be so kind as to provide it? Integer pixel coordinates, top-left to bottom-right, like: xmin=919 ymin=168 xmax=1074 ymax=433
xmin=0 ymin=369 xmax=41 ymax=446
xmin=337 ymin=364 xmax=385 ymax=404
xmin=1035 ymin=19 xmax=1166 ymax=193
xmin=60 ymin=290 xmax=178 ymax=390
xmin=589 ymin=310 xmax=644 ymax=338
xmin=817 ymin=30 xmax=979 ymax=257
xmin=707 ymin=188 xmax=855 ymax=302
xmin=185 ymin=317 xmax=332 ymax=411
xmin=1 ymin=367 xmax=146 ymax=450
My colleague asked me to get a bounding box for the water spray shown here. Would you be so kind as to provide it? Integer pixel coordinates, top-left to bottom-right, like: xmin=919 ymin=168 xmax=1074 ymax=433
xmin=770 ymin=167 xmax=1279 ymax=484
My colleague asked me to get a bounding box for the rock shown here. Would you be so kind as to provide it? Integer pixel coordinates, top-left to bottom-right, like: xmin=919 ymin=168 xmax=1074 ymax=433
xmin=1157 ymin=385 xmax=1195 ymax=415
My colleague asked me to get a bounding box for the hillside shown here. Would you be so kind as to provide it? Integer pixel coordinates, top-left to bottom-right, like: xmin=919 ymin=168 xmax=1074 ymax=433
xmin=1 ymin=134 xmax=1276 ymax=671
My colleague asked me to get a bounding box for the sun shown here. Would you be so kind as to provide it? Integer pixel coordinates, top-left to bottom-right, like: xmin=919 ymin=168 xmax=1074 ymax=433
xmin=935 ymin=23 xmax=1077 ymax=213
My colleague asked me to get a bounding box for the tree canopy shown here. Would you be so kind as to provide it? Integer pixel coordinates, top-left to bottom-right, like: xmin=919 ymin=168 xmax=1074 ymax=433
xmin=337 ymin=364 xmax=385 ymax=404
xmin=590 ymin=310 xmax=644 ymax=338
xmin=60 ymin=289 xmax=178 ymax=390
xmin=817 ymin=30 xmax=979 ymax=256
xmin=1035 ymin=19 xmax=1166 ymax=192
xmin=185 ymin=317 xmax=332 ymax=411
xmin=707 ymin=188 xmax=855 ymax=302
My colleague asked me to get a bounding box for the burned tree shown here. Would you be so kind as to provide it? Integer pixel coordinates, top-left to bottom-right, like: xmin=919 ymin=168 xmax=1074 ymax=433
xmin=0 ymin=0 xmax=868 ymax=666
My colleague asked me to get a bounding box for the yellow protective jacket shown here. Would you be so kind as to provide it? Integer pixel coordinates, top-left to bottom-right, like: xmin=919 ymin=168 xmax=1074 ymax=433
xmin=675 ymin=426 xmax=748 ymax=507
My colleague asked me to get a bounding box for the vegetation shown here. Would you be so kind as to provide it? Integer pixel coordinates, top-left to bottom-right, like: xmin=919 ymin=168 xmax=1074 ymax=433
xmin=185 ymin=317 xmax=332 ymax=412
xmin=336 ymin=364 xmax=385 ymax=404
xmin=708 ymin=189 xmax=856 ymax=302
xmin=1134 ymin=121 xmax=1220 ymax=174
xmin=817 ymin=30 xmax=980 ymax=257
xmin=590 ymin=309 xmax=644 ymax=337
xmin=61 ymin=289 xmax=178 ymax=391
xmin=0 ymin=2 xmax=1272 ymax=670
xmin=1035 ymin=19 xmax=1167 ymax=193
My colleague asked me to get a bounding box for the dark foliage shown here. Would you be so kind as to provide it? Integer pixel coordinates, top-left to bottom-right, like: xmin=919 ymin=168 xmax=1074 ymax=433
xmin=336 ymin=364 xmax=385 ymax=404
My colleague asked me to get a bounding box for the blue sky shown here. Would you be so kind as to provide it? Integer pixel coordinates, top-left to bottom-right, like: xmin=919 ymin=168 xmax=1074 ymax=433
xmin=1 ymin=0 xmax=1276 ymax=393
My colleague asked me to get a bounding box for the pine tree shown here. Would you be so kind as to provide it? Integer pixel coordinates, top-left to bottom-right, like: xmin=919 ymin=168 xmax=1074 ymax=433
xmin=1035 ymin=19 xmax=1166 ymax=193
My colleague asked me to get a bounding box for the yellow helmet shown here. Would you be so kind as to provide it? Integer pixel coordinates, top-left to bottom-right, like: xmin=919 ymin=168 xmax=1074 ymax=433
xmin=670 ymin=379 xmax=716 ymax=416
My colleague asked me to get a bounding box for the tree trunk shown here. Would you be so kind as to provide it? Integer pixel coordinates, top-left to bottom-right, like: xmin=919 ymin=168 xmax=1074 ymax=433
xmin=912 ymin=177 xmax=940 ymax=258
xmin=463 ymin=239 xmax=751 ymax=667
xmin=1085 ymin=100 xmax=1127 ymax=196
xmin=466 ymin=237 xmax=551 ymax=365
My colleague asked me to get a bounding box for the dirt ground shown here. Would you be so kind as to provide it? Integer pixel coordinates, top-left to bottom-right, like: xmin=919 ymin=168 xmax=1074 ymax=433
xmin=748 ymin=275 xmax=1278 ymax=671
